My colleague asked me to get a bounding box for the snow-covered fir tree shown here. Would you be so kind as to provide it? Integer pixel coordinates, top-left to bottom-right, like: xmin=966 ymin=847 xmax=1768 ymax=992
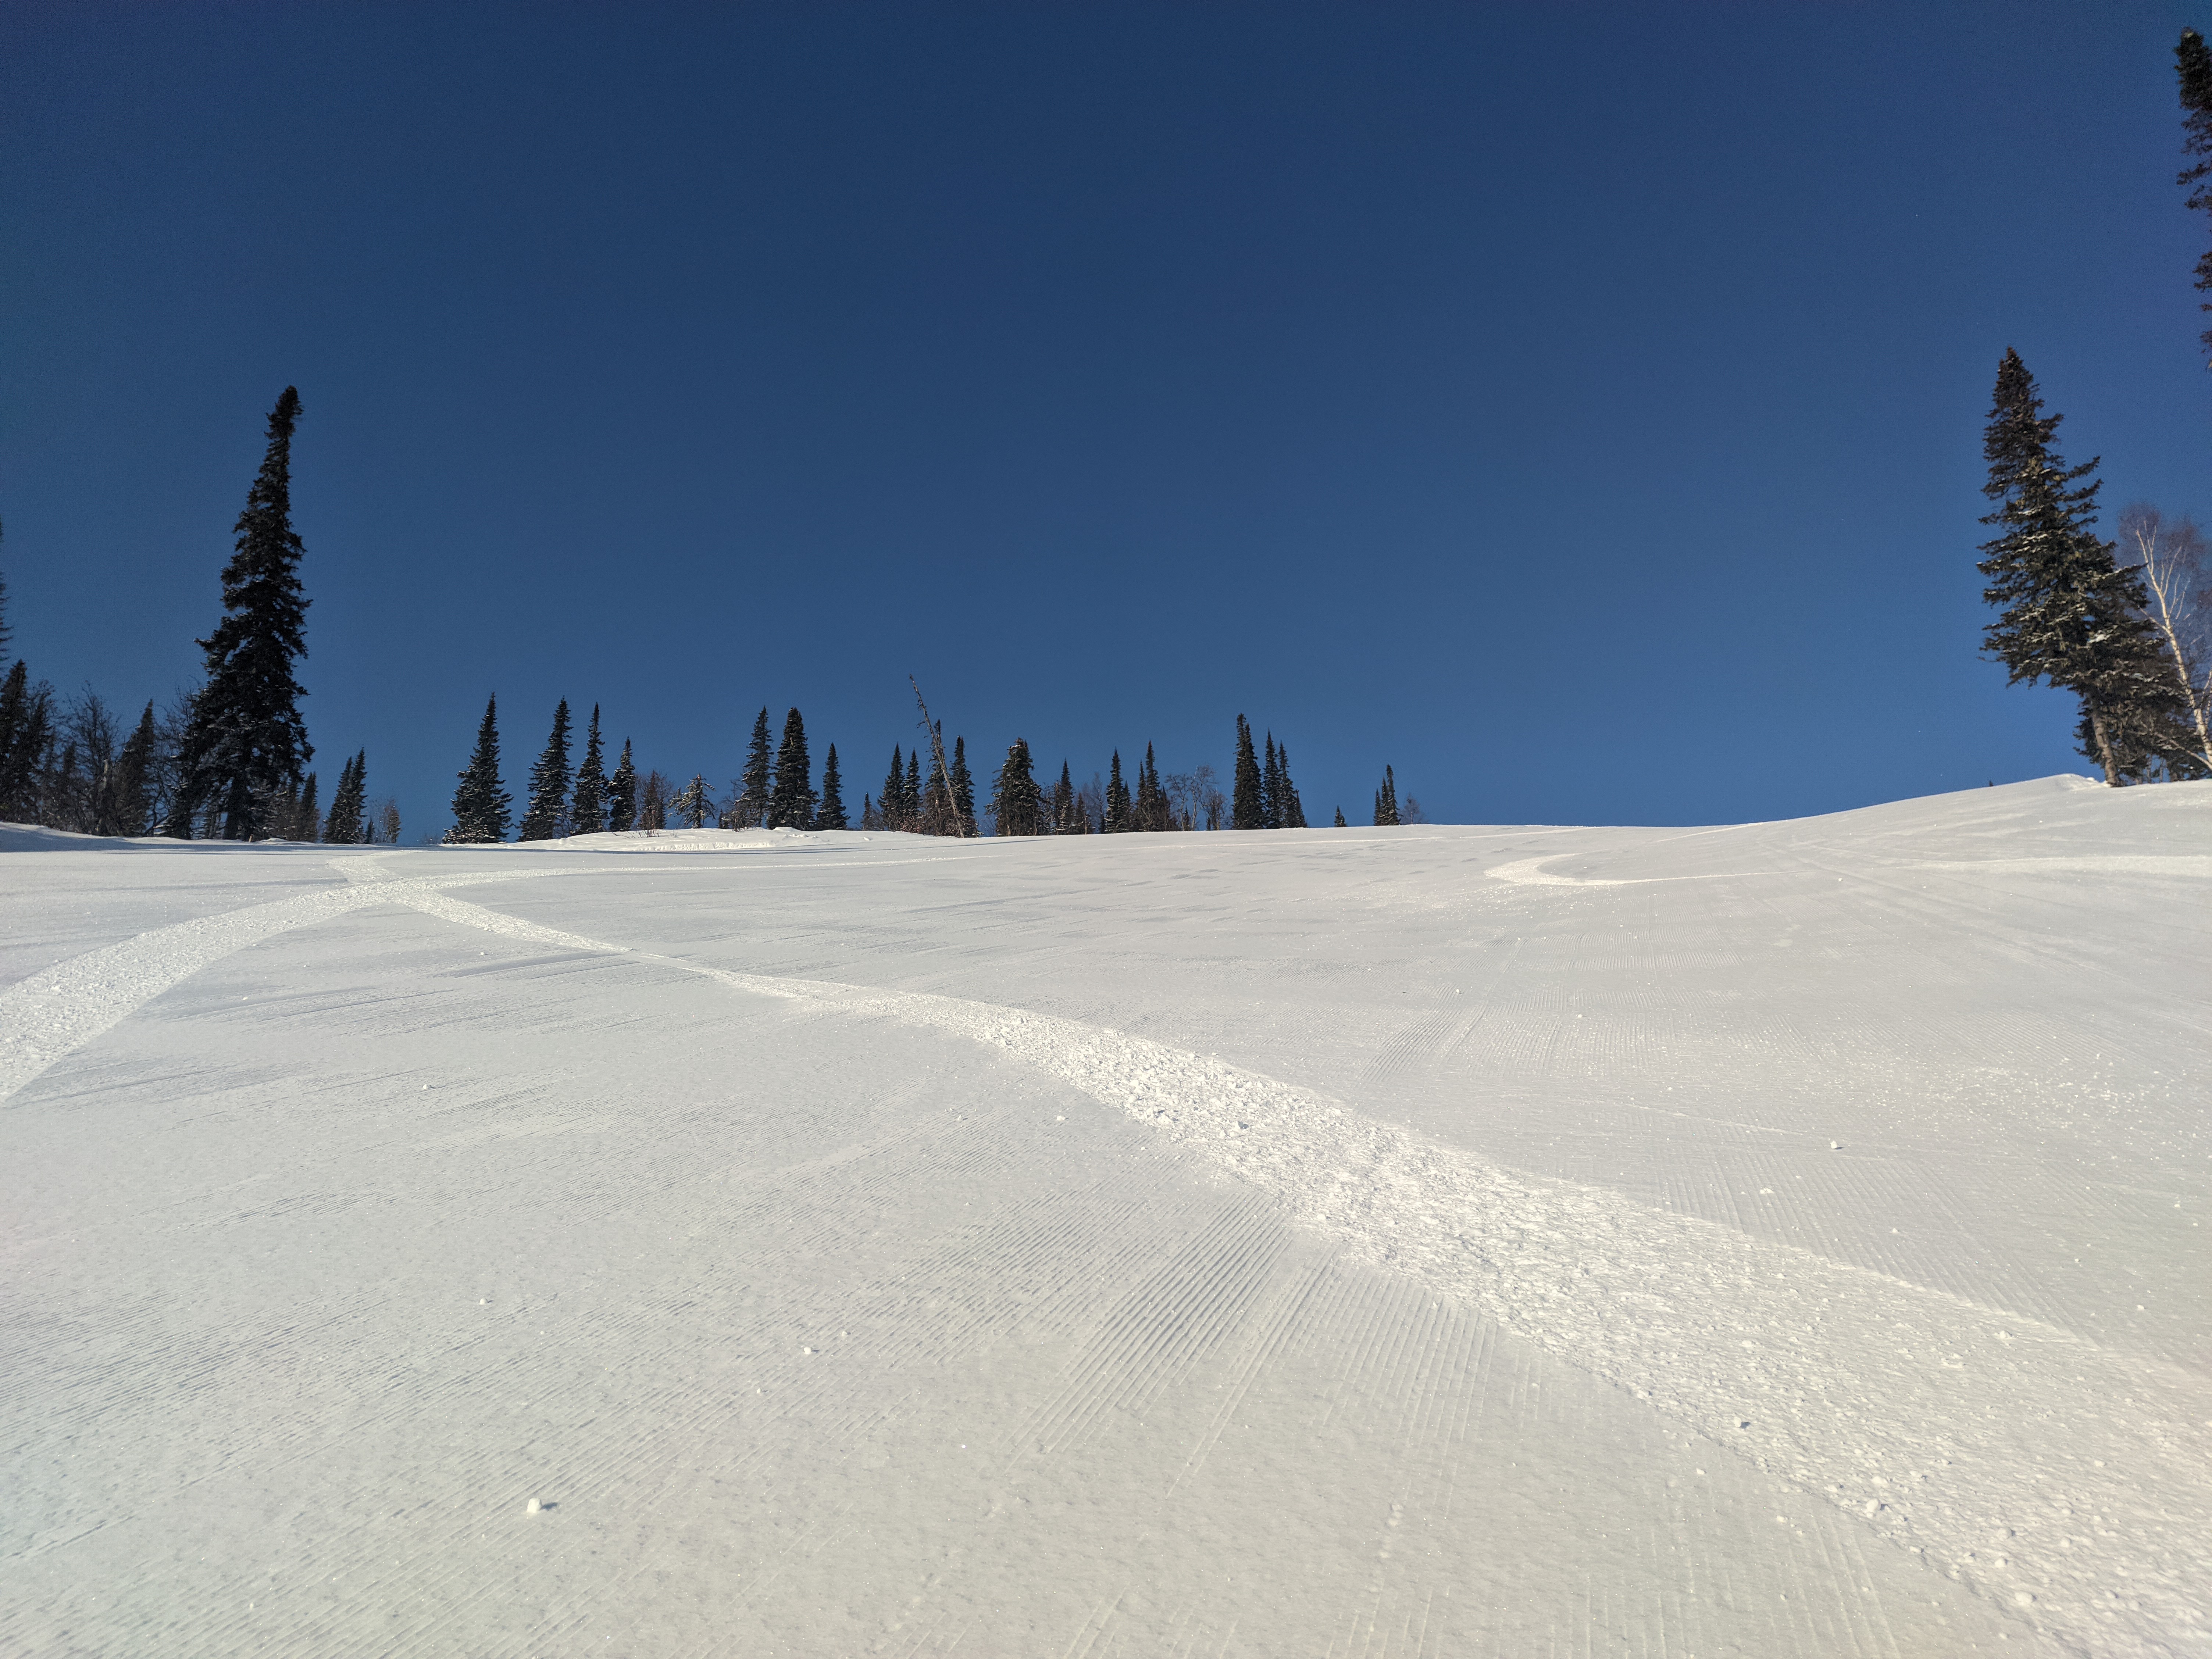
xmin=1102 ymin=750 xmax=1131 ymax=831
xmin=950 ymin=735 xmax=976 ymax=834
xmin=1373 ymin=764 xmax=1400 ymax=825
xmin=326 ymin=750 xmax=367 ymax=843
xmin=516 ymin=699 xmax=574 ymax=840
xmin=175 ymin=388 xmax=313 ymax=840
xmin=1276 ymin=742 xmax=1307 ymax=827
xmin=768 ymin=707 xmax=814 ymax=828
xmin=989 ymin=738 xmax=1043 ymax=836
xmin=448 ymin=698 xmax=511 ymax=843
xmin=1231 ymin=716 xmax=1263 ymax=829
xmin=816 ymin=743 xmax=848 ymax=830
xmin=1979 ymin=350 xmax=2190 ymax=782
xmin=737 ymin=707 xmax=773 ymax=829
xmin=607 ymin=738 xmax=637 ymax=832
xmin=571 ymin=704 xmax=609 ymax=834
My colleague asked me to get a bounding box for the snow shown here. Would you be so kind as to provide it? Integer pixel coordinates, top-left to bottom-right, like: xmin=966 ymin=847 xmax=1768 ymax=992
xmin=2 ymin=775 xmax=2206 ymax=1655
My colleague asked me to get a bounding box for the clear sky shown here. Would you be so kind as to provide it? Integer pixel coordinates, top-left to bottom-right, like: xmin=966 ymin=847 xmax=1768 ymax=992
xmin=3 ymin=2 xmax=2206 ymax=833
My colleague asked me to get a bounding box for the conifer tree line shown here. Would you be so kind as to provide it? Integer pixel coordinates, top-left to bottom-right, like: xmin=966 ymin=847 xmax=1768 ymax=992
xmin=0 ymin=392 xmax=396 ymax=841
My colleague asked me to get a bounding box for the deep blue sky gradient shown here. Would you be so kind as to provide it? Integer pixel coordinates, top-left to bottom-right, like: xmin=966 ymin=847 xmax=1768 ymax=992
xmin=3 ymin=1 xmax=2207 ymax=832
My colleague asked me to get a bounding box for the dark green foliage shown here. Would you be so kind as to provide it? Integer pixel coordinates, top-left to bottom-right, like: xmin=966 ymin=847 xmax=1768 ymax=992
xmin=607 ymin=739 xmax=637 ymax=833
xmin=1231 ymin=716 xmax=1264 ymax=829
xmin=860 ymin=793 xmax=880 ymax=831
xmin=1334 ymin=806 xmax=1347 ymax=827
xmin=571 ymin=704 xmax=609 ymax=835
xmin=1103 ymin=750 xmax=1131 ymax=832
xmin=817 ymin=743 xmax=848 ymax=830
xmin=517 ymin=699 xmax=573 ymax=839
xmin=1276 ymin=743 xmax=1307 ymax=828
xmin=177 ymin=388 xmax=314 ymax=840
xmin=0 ymin=661 xmax=54 ymax=823
xmin=1978 ymin=351 xmax=2189 ymax=783
xmin=1374 ymin=764 xmax=1401 ymax=825
xmin=327 ymin=750 xmax=367 ymax=843
xmin=989 ymin=738 xmax=1044 ymax=836
xmin=2179 ymin=29 xmax=2212 ymax=359
xmin=739 ymin=707 xmax=773 ymax=829
xmin=1051 ymin=761 xmax=1079 ymax=833
xmin=905 ymin=750 xmax=922 ymax=823
xmin=878 ymin=746 xmax=908 ymax=830
xmin=109 ymin=702 xmax=157 ymax=836
xmin=448 ymin=695 xmax=512 ymax=843
xmin=950 ymin=736 xmax=976 ymax=834
xmin=1261 ymin=735 xmax=1284 ymax=829
xmin=769 ymin=707 xmax=815 ymax=828
xmin=1133 ymin=743 xmax=1173 ymax=831
xmin=288 ymin=772 xmax=321 ymax=842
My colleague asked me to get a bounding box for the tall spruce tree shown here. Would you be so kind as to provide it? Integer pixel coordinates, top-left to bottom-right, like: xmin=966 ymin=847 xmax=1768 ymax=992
xmin=905 ymin=750 xmax=922 ymax=821
xmin=739 ymin=707 xmax=773 ymax=828
xmin=448 ymin=695 xmax=511 ymax=842
xmin=289 ymin=772 xmax=321 ymax=842
xmin=880 ymin=745 xmax=907 ymax=830
xmin=327 ymin=749 xmax=367 ymax=843
xmin=2178 ymin=29 xmax=2212 ymax=361
xmin=110 ymin=702 xmax=157 ymax=836
xmin=1333 ymin=806 xmax=1347 ymax=827
xmin=817 ymin=742 xmax=848 ymax=830
xmin=989 ymin=738 xmax=1044 ymax=836
xmin=1051 ymin=760 xmax=1077 ymax=833
xmin=1374 ymin=764 xmax=1401 ymax=825
xmin=1276 ymin=743 xmax=1307 ymax=827
xmin=950 ymin=735 xmax=976 ymax=834
xmin=768 ymin=707 xmax=814 ymax=828
xmin=178 ymin=387 xmax=314 ymax=839
xmin=571 ymin=704 xmax=609 ymax=835
xmin=607 ymin=739 xmax=637 ymax=832
xmin=1262 ymin=734 xmax=1285 ymax=829
xmin=1979 ymin=351 xmax=2187 ymax=783
xmin=1231 ymin=715 xmax=1264 ymax=829
xmin=1103 ymin=750 xmax=1131 ymax=831
xmin=517 ymin=699 xmax=574 ymax=839
xmin=0 ymin=661 xmax=50 ymax=824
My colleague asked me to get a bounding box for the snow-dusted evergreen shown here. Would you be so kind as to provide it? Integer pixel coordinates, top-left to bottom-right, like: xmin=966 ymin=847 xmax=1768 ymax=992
xmin=447 ymin=696 xmax=511 ymax=843
xmin=767 ymin=708 xmax=815 ymax=830
xmin=516 ymin=700 xmax=573 ymax=841
xmin=570 ymin=705 xmax=609 ymax=835
xmin=607 ymin=738 xmax=637 ymax=833
xmin=174 ymin=388 xmax=313 ymax=840
xmin=1977 ymin=350 xmax=2192 ymax=783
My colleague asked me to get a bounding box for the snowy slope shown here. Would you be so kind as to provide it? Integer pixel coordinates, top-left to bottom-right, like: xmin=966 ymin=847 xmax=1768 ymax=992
xmin=2 ymin=777 xmax=2206 ymax=1656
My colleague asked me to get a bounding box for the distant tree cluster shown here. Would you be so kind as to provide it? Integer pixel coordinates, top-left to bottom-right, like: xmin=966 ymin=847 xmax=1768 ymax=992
xmin=0 ymin=391 xmax=392 ymax=842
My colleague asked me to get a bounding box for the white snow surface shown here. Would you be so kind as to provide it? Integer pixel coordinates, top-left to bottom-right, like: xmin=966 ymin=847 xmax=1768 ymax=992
xmin=3 ymin=778 xmax=2207 ymax=1656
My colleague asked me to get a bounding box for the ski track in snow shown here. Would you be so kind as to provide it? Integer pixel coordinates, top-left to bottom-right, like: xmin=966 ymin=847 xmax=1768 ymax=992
xmin=4 ymin=861 xmax=2206 ymax=1656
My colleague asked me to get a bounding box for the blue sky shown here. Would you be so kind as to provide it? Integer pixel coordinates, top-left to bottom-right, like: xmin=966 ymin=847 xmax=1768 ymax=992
xmin=3 ymin=1 xmax=2207 ymax=832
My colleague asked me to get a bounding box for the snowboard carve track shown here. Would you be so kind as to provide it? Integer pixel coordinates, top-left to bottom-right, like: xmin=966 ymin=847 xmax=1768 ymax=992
xmin=4 ymin=866 xmax=2206 ymax=1655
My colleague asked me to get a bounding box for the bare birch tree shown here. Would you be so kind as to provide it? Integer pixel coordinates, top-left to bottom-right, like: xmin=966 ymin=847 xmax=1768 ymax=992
xmin=2116 ymin=504 xmax=2212 ymax=773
